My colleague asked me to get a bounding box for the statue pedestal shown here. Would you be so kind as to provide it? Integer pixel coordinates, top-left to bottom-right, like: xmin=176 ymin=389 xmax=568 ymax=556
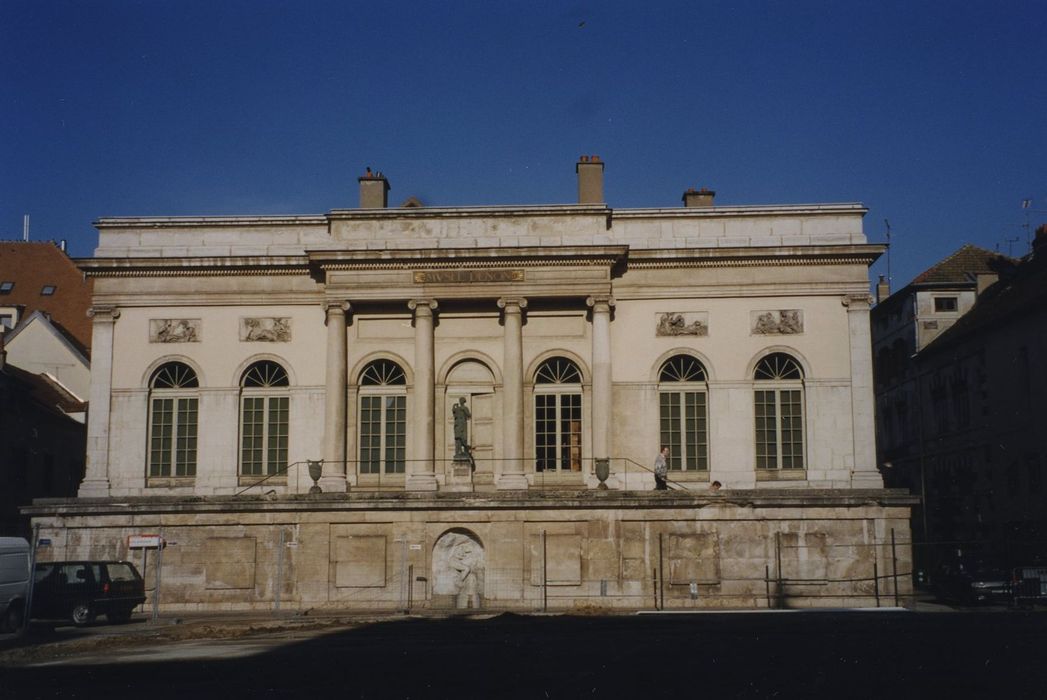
xmin=444 ymin=457 xmax=474 ymax=492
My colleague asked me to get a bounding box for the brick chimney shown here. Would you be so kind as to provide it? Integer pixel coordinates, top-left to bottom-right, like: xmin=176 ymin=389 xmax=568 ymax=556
xmin=682 ymin=187 xmax=715 ymax=208
xmin=358 ymin=168 xmax=390 ymax=208
xmin=576 ymin=155 xmax=604 ymax=204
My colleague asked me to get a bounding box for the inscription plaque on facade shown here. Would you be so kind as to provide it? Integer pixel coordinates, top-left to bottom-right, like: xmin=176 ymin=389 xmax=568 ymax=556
xmin=240 ymin=317 xmax=291 ymax=342
xmin=656 ymin=312 xmax=708 ymax=337
xmin=150 ymin=319 xmax=201 ymax=343
xmin=413 ymin=269 xmax=524 ymax=284
xmin=751 ymin=309 xmax=803 ymax=335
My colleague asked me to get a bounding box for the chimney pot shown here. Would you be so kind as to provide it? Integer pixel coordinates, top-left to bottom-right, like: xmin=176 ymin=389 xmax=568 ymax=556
xmin=576 ymin=156 xmax=605 ymax=204
xmin=682 ymin=187 xmax=716 ymax=208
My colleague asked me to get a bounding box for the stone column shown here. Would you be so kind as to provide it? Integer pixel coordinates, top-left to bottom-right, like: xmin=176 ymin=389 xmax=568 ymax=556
xmin=843 ymin=294 xmax=883 ymax=488
xmin=407 ymin=299 xmax=439 ymax=491
xmin=497 ymin=297 xmax=529 ymax=490
xmin=321 ymin=301 xmax=350 ymax=492
xmin=79 ymin=305 xmax=119 ymax=497
xmin=587 ymin=295 xmax=615 ymax=465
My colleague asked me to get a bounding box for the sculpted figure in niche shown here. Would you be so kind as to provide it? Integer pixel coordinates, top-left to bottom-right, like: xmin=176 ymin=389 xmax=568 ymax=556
xmin=452 ymin=397 xmax=471 ymax=459
xmin=432 ymin=531 xmax=484 ymax=609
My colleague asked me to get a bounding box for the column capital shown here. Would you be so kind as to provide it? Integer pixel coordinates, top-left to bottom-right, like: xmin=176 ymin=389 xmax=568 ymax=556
xmin=841 ymin=294 xmax=873 ymax=310
xmin=87 ymin=305 xmax=121 ymax=322
xmin=408 ymin=298 xmax=438 ymax=313
xmin=586 ymin=295 xmax=616 ymax=310
xmin=323 ymin=300 xmax=351 ymax=313
xmin=497 ymin=297 xmax=528 ymax=311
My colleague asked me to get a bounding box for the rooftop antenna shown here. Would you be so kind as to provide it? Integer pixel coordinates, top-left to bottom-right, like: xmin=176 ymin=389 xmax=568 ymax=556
xmin=884 ymin=219 xmax=892 ymax=285
xmin=23 ymin=214 xmax=29 ymax=242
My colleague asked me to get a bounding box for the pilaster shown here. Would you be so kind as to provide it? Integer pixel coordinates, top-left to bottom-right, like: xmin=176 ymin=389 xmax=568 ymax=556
xmin=79 ymin=305 xmax=119 ymax=497
xmin=843 ymin=294 xmax=883 ymax=488
xmin=321 ymin=301 xmax=350 ymax=492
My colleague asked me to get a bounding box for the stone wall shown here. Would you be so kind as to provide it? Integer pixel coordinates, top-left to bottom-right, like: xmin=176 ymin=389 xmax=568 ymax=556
xmin=27 ymin=490 xmax=916 ymax=612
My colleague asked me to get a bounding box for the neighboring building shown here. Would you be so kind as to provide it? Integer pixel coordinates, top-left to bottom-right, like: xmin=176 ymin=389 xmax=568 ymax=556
xmin=0 ymin=348 xmax=86 ymax=537
xmin=873 ymin=231 xmax=1047 ymax=573
xmin=0 ymin=241 xmax=93 ymax=401
xmin=26 ymin=159 xmax=914 ymax=612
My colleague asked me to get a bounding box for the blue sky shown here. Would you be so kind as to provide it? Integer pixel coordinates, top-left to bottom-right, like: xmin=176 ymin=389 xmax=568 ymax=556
xmin=2 ymin=1 xmax=1045 ymax=288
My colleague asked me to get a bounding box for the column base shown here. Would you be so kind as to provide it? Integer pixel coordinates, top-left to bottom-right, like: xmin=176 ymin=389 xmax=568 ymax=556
xmin=406 ymin=473 xmax=439 ymax=492
xmin=77 ymin=478 xmax=111 ymax=498
xmin=496 ymin=473 xmax=530 ymax=491
xmin=851 ymin=471 xmax=885 ymax=488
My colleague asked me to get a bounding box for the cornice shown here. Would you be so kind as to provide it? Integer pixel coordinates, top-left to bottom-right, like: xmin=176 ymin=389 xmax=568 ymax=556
xmin=93 ymin=216 xmax=328 ymax=229
xmin=79 ymin=256 xmax=311 ymax=278
xmin=625 ymin=244 xmax=885 ymax=268
xmin=612 ymin=203 xmax=868 ymax=219
xmin=328 ymin=204 xmax=611 ymax=221
xmin=309 ymin=245 xmax=629 ymax=271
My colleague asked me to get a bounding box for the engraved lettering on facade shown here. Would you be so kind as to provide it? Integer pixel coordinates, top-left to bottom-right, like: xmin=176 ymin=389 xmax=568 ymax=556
xmin=413 ymin=269 xmax=524 ymax=284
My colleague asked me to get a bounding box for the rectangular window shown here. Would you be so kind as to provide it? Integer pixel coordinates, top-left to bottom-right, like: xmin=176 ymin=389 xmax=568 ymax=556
xmin=240 ymin=396 xmax=288 ymax=476
xmin=358 ymin=395 xmax=405 ymax=474
xmin=0 ymin=281 xmax=12 ymax=294
xmin=934 ymin=297 xmax=958 ymax=312
xmin=659 ymin=392 xmax=708 ymax=471
xmin=149 ymin=397 xmax=197 ymax=477
xmin=41 ymin=285 xmax=56 ymax=296
xmin=755 ymin=389 xmax=804 ymax=469
xmin=535 ymin=393 xmax=581 ymax=472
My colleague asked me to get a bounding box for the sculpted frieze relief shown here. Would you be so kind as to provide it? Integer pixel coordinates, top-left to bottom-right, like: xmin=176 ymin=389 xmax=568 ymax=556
xmin=150 ymin=319 xmax=201 ymax=343
xmin=751 ymin=309 xmax=803 ymax=335
xmin=656 ymin=312 xmax=708 ymax=337
xmin=241 ymin=317 xmax=291 ymax=342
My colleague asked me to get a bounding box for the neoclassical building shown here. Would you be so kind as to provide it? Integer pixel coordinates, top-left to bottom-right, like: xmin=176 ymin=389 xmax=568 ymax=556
xmin=27 ymin=159 xmax=915 ymax=612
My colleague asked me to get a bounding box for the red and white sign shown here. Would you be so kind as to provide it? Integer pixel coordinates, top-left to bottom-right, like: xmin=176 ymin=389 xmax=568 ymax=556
xmin=128 ymin=535 xmax=163 ymax=549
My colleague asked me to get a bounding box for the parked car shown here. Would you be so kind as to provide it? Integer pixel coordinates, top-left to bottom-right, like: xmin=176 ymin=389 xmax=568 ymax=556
xmin=32 ymin=561 xmax=146 ymax=626
xmin=0 ymin=537 xmax=31 ymax=633
xmin=1012 ymin=566 xmax=1047 ymax=606
xmin=934 ymin=562 xmax=1012 ymax=605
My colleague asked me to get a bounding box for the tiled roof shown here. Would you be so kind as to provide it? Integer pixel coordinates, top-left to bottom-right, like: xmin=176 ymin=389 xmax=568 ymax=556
xmin=921 ymin=248 xmax=1047 ymax=357
xmin=911 ymin=244 xmax=1011 ymax=285
xmin=0 ymin=241 xmax=93 ymax=350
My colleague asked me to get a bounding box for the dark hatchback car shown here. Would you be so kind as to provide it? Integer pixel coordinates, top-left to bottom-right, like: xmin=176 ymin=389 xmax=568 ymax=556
xmin=32 ymin=561 xmax=146 ymax=626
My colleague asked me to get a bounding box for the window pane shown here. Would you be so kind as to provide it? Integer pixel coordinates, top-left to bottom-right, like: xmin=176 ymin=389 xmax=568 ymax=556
xmin=359 ymin=396 xmax=381 ymax=474
xmin=149 ymin=398 xmax=173 ymax=477
xmin=385 ymin=396 xmax=406 ymax=473
xmin=241 ymin=397 xmax=264 ymax=475
xmin=268 ymin=396 xmax=289 ymax=475
xmin=175 ymin=398 xmax=198 ymax=476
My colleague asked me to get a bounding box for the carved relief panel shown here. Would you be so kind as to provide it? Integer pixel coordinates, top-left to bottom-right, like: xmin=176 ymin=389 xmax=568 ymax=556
xmin=656 ymin=312 xmax=709 ymax=337
xmin=149 ymin=319 xmax=201 ymax=343
xmin=750 ymin=309 xmax=803 ymax=335
xmin=240 ymin=317 xmax=291 ymax=342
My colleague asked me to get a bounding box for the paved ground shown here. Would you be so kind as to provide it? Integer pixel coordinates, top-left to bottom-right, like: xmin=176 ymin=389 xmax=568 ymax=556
xmin=2 ymin=607 xmax=1047 ymax=698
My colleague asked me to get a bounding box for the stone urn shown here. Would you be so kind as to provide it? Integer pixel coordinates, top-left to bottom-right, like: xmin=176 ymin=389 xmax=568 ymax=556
xmin=307 ymin=459 xmax=323 ymax=494
xmin=595 ymin=458 xmax=610 ymax=490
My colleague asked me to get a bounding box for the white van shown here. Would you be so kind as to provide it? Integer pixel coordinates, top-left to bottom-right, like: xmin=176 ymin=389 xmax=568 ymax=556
xmin=0 ymin=537 xmax=31 ymax=633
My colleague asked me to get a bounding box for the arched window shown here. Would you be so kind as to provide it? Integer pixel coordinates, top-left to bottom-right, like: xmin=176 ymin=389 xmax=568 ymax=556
xmin=658 ymin=355 xmax=708 ymax=472
xmin=239 ymin=360 xmax=289 ymax=477
xmin=754 ymin=353 xmax=805 ymax=470
xmin=534 ymin=357 xmax=582 ymax=472
xmin=358 ymin=359 xmax=407 ymax=475
xmin=148 ymin=362 xmax=199 ymax=479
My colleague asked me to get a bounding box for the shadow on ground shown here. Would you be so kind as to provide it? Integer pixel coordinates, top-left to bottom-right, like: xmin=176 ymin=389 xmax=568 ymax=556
xmin=5 ymin=611 xmax=1047 ymax=698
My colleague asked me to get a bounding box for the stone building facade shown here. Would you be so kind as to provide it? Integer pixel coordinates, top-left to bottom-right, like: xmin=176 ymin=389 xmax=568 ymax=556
xmin=27 ymin=159 xmax=914 ymax=611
